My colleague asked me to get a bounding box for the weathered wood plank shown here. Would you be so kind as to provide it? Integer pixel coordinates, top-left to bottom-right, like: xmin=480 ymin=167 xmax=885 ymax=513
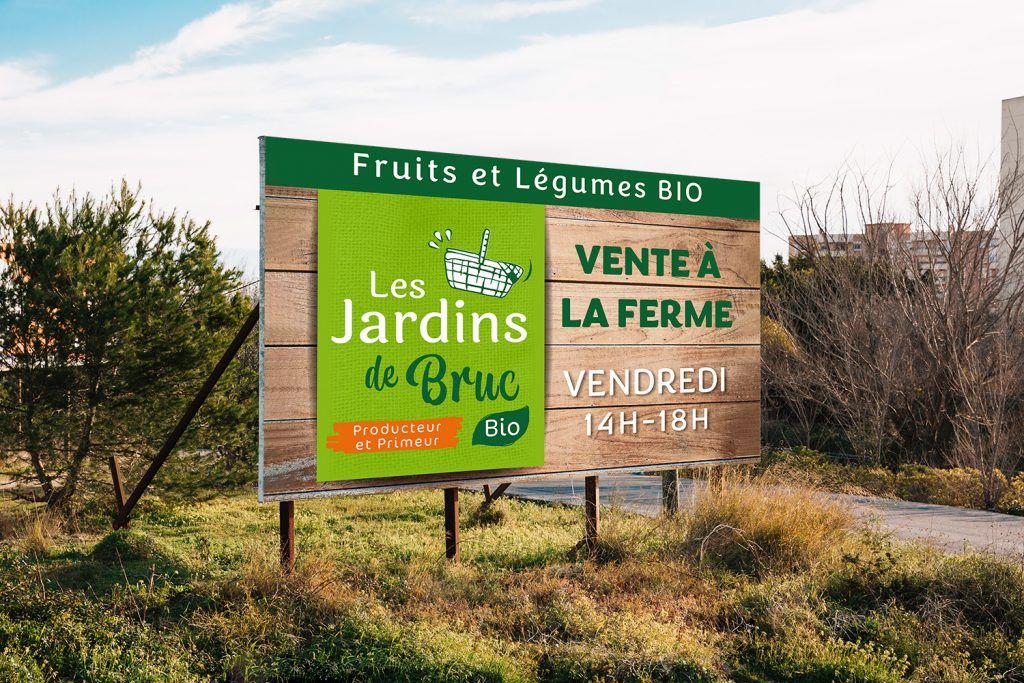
xmin=544 ymin=205 xmax=759 ymax=232
xmin=264 ymin=198 xmax=317 ymax=271
xmin=261 ymin=187 xmax=759 ymax=231
xmin=262 ymin=195 xmax=758 ymax=288
xmin=264 ymin=270 xmax=317 ymax=345
xmin=265 ymin=185 xmax=316 ymax=200
xmin=264 ymin=272 xmax=759 ymax=346
xmin=264 ymin=346 xmax=316 ymax=420
xmin=262 ymin=400 xmax=760 ymax=499
xmin=548 ymin=220 xmax=758 ymax=288
xmin=264 ymin=345 xmax=760 ymax=420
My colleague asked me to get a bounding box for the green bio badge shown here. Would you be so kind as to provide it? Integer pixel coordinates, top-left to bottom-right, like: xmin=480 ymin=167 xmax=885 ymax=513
xmin=316 ymin=190 xmax=546 ymax=482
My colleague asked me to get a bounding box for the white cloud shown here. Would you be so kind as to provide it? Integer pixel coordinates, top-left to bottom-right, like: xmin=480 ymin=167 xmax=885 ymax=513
xmin=0 ymin=59 xmax=49 ymax=99
xmin=108 ymin=0 xmax=360 ymax=80
xmin=0 ymin=0 xmax=1021 ymax=268
xmin=409 ymin=0 xmax=597 ymax=25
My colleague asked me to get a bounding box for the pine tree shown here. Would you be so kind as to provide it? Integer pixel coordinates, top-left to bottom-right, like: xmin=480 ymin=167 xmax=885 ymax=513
xmin=0 ymin=182 xmax=249 ymax=514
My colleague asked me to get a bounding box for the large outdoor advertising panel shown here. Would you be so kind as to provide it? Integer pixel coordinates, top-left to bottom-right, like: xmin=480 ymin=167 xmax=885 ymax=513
xmin=259 ymin=137 xmax=760 ymax=501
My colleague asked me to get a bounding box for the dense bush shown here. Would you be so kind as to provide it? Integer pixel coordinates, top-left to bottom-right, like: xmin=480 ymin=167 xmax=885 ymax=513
xmin=894 ymin=466 xmax=1005 ymax=509
xmin=997 ymin=474 xmax=1024 ymax=516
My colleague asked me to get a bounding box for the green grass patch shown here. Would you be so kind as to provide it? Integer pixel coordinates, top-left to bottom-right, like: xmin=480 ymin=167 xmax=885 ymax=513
xmin=1 ymin=485 xmax=1023 ymax=681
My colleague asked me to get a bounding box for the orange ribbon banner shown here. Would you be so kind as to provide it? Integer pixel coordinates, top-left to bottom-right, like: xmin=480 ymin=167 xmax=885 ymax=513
xmin=325 ymin=417 xmax=463 ymax=454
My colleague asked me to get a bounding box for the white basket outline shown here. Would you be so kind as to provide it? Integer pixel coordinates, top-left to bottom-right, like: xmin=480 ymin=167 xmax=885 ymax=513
xmin=443 ymin=228 xmax=524 ymax=298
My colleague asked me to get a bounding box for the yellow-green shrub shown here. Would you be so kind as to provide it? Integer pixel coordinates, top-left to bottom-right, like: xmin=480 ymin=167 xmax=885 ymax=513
xmin=894 ymin=466 xmax=1006 ymax=509
xmin=996 ymin=473 xmax=1024 ymax=516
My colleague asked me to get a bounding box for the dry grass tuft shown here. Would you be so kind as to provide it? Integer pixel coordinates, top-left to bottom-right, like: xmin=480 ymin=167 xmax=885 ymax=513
xmin=22 ymin=512 xmax=62 ymax=555
xmin=0 ymin=508 xmax=63 ymax=555
xmin=679 ymin=470 xmax=852 ymax=575
xmin=226 ymin=543 xmax=344 ymax=606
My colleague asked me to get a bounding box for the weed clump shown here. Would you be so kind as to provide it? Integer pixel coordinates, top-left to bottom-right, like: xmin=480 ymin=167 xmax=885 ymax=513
xmin=466 ymin=498 xmax=509 ymax=527
xmin=21 ymin=513 xmax=62 ymax=556
xmin=740 ymin=636 xmax=911 ymax=683
xmin=679 ymin=471 xmax=852 ymax=575
xmin=538 ymin=642 xmax=717 ymax=683
xmin=90 ymin=528 xmax=178 ymax=565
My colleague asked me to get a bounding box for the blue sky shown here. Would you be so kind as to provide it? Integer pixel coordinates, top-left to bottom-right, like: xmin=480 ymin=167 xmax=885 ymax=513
xmin=2 ymin=1 xmax=816 ymax=80
xmin=0 ymin=0 xmax=1020 ymax=274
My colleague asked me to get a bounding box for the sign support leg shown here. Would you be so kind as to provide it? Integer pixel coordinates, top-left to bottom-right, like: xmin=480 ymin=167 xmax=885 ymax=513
xmin=444 ymin=488 xmax=460 ymax=562
xmin=661 ymin=469 xmax=680 ymax=516
xmin=584 ymin=475 xmax=599 ymax=551
xmin=280 ymin=501 xmax=295 ymax=573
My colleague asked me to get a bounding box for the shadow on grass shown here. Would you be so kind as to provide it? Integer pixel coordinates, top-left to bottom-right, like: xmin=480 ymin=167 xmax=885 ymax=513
xmin=148 ymin=464 xmax=255 ymax=505
xmin=46 ymin=528 xmax=193 ymax=596
xmin=470 ymin=546 xmax=572 ymax=571
xmin=343 ymin=508 xmax=435 ymax=523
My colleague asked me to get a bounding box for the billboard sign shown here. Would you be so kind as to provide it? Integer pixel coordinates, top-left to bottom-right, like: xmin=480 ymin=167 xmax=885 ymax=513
xmin=259 ymin=137 xmax=760 ymax=501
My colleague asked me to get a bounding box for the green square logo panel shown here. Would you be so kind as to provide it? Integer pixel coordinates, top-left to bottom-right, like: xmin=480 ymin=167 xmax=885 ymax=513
xmin=316 ymin=190 xmax=545 ymax=481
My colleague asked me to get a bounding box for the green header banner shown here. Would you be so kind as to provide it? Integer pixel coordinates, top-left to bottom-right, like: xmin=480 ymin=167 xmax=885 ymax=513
xmin=263 ymin=137 xmax=759 ymax=221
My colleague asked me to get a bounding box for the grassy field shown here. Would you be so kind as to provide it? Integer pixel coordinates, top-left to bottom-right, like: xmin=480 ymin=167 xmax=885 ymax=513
xmin=1 ymin=476 xmax=1024 ymax=682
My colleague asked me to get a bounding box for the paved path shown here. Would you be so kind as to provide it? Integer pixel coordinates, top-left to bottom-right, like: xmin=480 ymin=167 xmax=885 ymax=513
xmin=479 ymin=473 xmax=1024 ymax=558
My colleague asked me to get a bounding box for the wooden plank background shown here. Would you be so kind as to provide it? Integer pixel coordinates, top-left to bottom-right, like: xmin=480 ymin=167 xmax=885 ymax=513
xmin=260 ymin=186 xmax=760 ymax=501
xmin=264 ymin=345 xmax=761 ymax=420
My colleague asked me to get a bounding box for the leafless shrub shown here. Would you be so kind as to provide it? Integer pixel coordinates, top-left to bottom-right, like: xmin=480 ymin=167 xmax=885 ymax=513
xmin=766 ymin=145 xmax=1024 ymax=502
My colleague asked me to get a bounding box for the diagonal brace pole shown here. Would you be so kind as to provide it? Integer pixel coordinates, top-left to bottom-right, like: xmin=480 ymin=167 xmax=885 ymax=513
xmin=483 ymin=482 xmax=510 ymax=503
xmin=108 ymin=456 xmax=128 ymax=526
xmin=112 ymin=304 xmax=259 ymax=529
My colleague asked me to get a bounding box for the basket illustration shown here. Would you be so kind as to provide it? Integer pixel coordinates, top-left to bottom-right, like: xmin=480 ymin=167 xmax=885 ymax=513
xmin=444 ymin=229 xmax=524 ymax=298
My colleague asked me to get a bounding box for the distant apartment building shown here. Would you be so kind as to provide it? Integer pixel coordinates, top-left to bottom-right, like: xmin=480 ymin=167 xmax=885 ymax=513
xmin=788 ymin=222 xmax=910 ymax=258
xmin=788 ymin=222 xmax=999 ymax=289
xmin=999 ymin=95 xmax=1024 ymax=294
xmin=787 ymin=98 xmax=1024 ymax=288
xmin=1001 ymin=95 xmax=1024 ymax=213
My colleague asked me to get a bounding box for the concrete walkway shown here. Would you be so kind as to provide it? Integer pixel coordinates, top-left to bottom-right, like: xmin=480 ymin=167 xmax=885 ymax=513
xmin=481 ymin=473 xmax=1024 ymax=558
